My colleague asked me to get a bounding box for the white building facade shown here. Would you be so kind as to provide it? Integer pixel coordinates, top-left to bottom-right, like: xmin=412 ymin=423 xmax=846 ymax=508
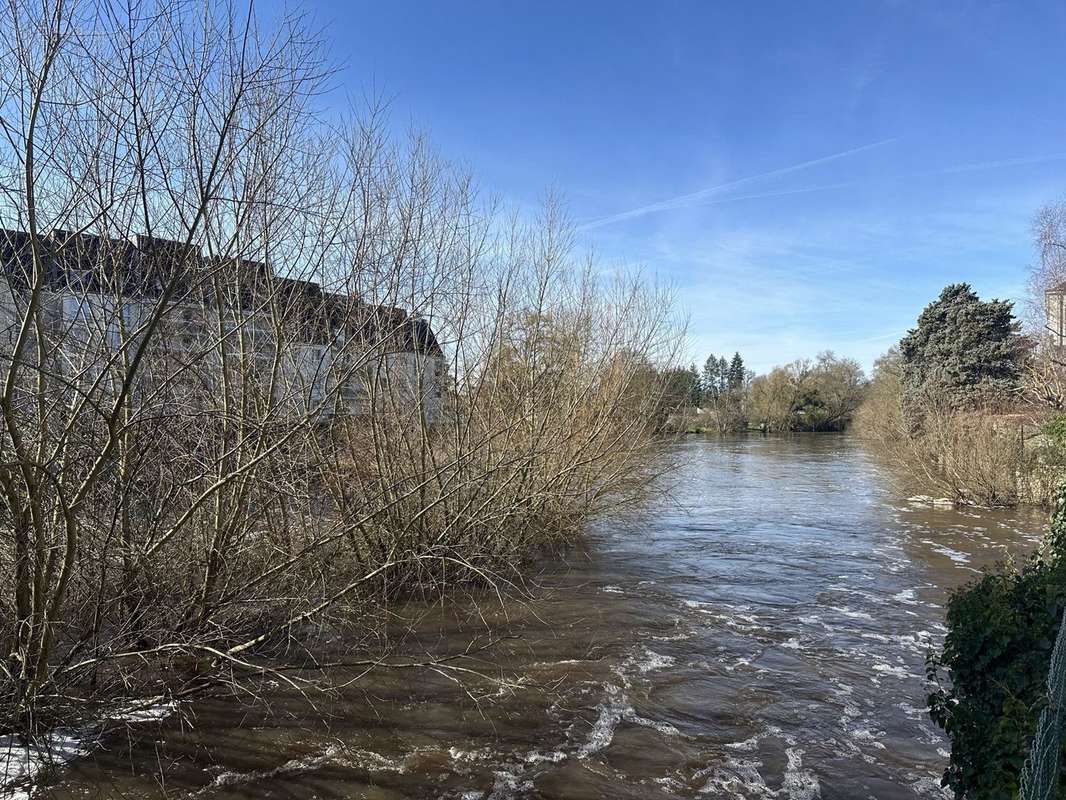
xmin=0 ymin=229 xmax=445 ymax=424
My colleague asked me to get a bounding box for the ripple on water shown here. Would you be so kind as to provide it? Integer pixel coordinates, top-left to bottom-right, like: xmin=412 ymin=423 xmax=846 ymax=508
xmin=40 ymin=436 xmax=1045 ymax=800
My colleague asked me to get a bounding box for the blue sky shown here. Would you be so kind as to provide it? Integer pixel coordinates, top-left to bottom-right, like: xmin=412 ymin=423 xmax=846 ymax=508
xmin=291 ymin=0 xmax=1066 ymax=373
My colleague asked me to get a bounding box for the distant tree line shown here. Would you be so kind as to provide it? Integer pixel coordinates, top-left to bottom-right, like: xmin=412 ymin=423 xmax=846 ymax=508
xmin=748 ymin=352 xmax=866 ymax=432
xmin=660 ymin=350 xmax=867 ymax=433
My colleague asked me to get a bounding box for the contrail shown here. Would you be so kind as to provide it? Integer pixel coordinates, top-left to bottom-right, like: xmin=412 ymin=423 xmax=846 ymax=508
xmin=934 ymin=154 xmax=1066 ymax=175
xmin=576 ymin=138 xmax=898 ymax=231
xmin=678 ymin=180 xmax=859 ymax=207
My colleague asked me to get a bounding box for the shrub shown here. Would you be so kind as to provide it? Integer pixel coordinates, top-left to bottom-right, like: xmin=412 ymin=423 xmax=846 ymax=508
xmin=1043 ymin=415 xmax=1066 ymax=446
xmin=856 ymin=348 xmax=1061 ymax=507
xmin=861 ymin=399 xmax=1031 ymax=506
xmin=0 ymin=0 xmax=684 ymax=735
xmin=929 ymin=490 xmax=1066 ymax=797
xmin=1042 ymin=415 xmax=1066 ymax=467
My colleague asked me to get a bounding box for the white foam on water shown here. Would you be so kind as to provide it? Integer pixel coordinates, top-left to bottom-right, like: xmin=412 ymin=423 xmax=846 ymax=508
xmin=872 ymin=663 xmax=916 ymax=679
xmin=920 ymin=539 xmax=972 ymax=565
xmin=907 ymin=496 xmax=955 ymax=509
xmin=207 ymin=744 xmax=346 ymax=790
xmin=522 ymin=749 xmax=566 ymax=765
xmin=892 ymin=589 xmax=919 ymax=605
xmin=626 ymin=711 xmax=681 ymax=737
xmin=826 ymin=586 xmax=884 ymax=604
xmin=629 ymin=647 xmax=676 ymax=674
xmin=830 ymin=681 xmax=862 ymax=732
xmin=0 ymin=732 xmax=90 ymax=800
xmin=449 ymin=746 xmax=492 ymax=762
xmin=782 ymin=747 xmax=820 ymax=800
xmin=601 ymin=585 xmax=624 ymax=594
xmin=200 ymin=743 xmax=407 ymax=794
xmin=725 ymin=734 xmax=763 ymax=752
xmin=529 ymin=658 xmax=594 ymax=668
xmin=353 ymin=748 xmax=408 ymax=773
xmin=908 ymin=774 xmax=953 ymax=798
xmin=858 ymin=632 xmax=894 ymax=643
xmin=697 ymin=727 xmax=819 ymax=799
xmin=652 ymin=629 xmax=695 ymax=642
xmin=455 ymin=639 xmax=686 ymax=796
xmin=724 ymin=655 xmax=756 ymax=673
xmin=1 ymin=696 xmax=178 ymax=798
xmin=848 ymin=729 xmax=887 ymax=750
xmin=898 ymin=631 xmax=938 ymax=656
xmin=487 ymin=767 xmax=533 ymax=800
xmin=698 ymin=757 xmax=773 ymax=797
xmin=697 ymin=750 xmax=819 ymax=799
xmin=897 ymin=701 xmax=929 ymax=719
xmin=682 ymin=600 xmax=776 ymax=637
xmin=577 ymin=687 xmax=627 ymax=758
xmin=576 ymin=680 xmax=681 ymax=760
xmin=654 ymin=774 xmax=687 ymax=793
xmin=914 ymin=721 xmax=947 ymax=747
xmin=828 ymin=606 xmax=873 ymax=621
xmin=724 ymin=726 xmax=782 ymax=753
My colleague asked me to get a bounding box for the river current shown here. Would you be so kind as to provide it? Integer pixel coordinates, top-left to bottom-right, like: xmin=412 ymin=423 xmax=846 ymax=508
xmin=45 ymin=435 xmax=1046 ymax=799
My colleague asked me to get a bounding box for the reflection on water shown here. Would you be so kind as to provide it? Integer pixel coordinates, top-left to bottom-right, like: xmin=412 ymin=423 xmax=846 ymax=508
xmin=45 ymin=435 xmax=1046 ymax=799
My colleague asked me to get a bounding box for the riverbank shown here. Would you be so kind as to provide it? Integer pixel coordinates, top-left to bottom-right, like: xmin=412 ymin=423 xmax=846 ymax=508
xmin=857 ymin=406 xmax=1065 ymax=508
xmin=29 ymin=435 xmax=1045 ymax=799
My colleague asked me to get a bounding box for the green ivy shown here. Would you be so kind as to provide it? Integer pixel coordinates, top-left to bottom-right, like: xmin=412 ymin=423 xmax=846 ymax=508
xmin=1044 ymin=416 xmax=1066 ymax=446
xmin=1042 ymin=416 xmax=1066 ymax=468
xmin=929 ymin=486 xmax=1066 ymax=798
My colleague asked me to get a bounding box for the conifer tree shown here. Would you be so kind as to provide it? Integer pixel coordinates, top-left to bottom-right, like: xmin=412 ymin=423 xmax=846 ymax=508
xmin=728 ymin=352 xmax=746 ymax=392
xmin=899 ymin=283 xmax=1022 ymax=412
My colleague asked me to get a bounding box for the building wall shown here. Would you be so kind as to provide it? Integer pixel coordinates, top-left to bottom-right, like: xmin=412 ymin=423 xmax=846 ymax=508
xmin=1048 ymin=291 xmax=1065 ymax=347
xmin=43 ymin=287 xmax=443 ymax=422
xmin=382 ymin=351 xmax=444 ymax=424
xmin=0 ymin=280 xmax=20 ymax=348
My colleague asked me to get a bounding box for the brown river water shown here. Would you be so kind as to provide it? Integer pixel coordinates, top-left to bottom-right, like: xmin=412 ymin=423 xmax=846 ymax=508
xmin=41 ymin=434 xmax=1046 ymax=799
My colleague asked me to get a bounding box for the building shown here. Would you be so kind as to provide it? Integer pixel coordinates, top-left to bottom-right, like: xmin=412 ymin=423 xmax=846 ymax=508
xmin=0 ymin=228 xmax=445 ymax=422
xmin=1048 ymin=282 xmax=1066 ymax=349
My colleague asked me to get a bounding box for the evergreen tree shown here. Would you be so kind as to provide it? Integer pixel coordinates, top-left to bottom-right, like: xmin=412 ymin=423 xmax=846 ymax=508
xmin=728 ymin=352 xmax=746 ymax=392
xmin=660 ymin=367 xmax=697 ymax=411
xmin=687 ymin=363 xmax=703 ymax=407
xmin=899 ymin=283 xmax=1022 ymax=412
xmin=699 ymin=352 xmax=749 ymax=431
xmin=702 ymin=355 xmax=723 ymax=400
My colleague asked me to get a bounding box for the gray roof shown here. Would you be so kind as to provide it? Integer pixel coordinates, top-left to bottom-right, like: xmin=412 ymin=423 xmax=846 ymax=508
xmin=0 ymin=228 xmax=443 ymax=356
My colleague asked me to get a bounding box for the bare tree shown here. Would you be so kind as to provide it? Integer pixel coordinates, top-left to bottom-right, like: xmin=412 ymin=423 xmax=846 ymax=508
xmin=0 ymin=0 xmax=684 ymax=749
xmin=1026 ymin=199 xmax=1066 ymax=409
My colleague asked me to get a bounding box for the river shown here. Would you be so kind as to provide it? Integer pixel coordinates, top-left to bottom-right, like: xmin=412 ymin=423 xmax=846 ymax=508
xmin=45 ymin=434 xmax=1046 ymax=799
